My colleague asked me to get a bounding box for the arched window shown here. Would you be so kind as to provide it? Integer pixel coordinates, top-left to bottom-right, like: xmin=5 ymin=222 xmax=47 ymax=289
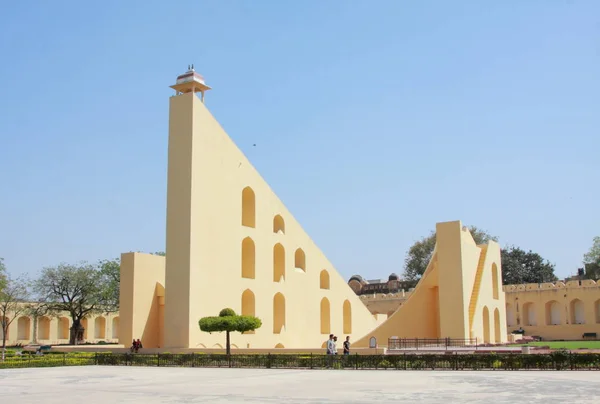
xmin=275 ymin=343 xmax=285 ymax=348
xmin=57 ymin=317 xmax=69 ymax=340
xmin=506 ymin=304 xmax=515 ymax=326
xmin=38 ymin=316 xmax=51 ymax=340
xmin=491 ymin=263 xmax=499 ymax=300
xmin=570 ymin=299 xmax=585 ymax=324
xmin=320 ymin=270 xmax=330 ymax=290
xmin=273 ymin=215 xmax=285 ymax=234
xmin=111 ymin=317 xmax=119 ymax=339
xmin=595 ymin=299 xmax=600 ymax=324
xmin=482 ymin=306 xmax=490 ymax=343
xmin=273 ymin=243 xmax=285 ymax=282
xmin=343 ymin=300 xmax=352 ymax=334
xmin=294 ymin=248 xmax=306 ymax=272
xmin=241 ymin=187 xmax=256 ymax=228
xmin=242 ymin=289 xmax=256 ymax=334
xmin=94 ymin=316 xmax=106 ymax=339
xmin=522 ymin=302 xmax=536 ymax=326
xmin=17 ymin=316 xmax=31 ymax=340
xmin=320 ymin=297 xmax=330 ymax=334
xmin=81 ymin=318 xmax=88 ymax=340
xmin=493 ymin=308 xmax=501 ymax=343
xmin=545 ymin=301 xmax=561 ymax=325
xmin=242 ymin=237 xmax=256 ymax=279
xmin=273 ymin=293 xmax=286 ymax=334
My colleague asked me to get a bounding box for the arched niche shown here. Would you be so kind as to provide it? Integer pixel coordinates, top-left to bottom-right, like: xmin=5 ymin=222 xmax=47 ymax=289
xmin=241 ymin=187 xmax=256 ymax=228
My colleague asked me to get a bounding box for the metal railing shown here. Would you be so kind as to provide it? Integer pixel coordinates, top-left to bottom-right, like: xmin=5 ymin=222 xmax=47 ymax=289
xmin=387 ymin=338 xmax=479 ymax=350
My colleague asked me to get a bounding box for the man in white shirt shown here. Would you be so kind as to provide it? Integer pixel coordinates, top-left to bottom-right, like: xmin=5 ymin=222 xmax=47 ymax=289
xmin=326 ymin=334 xmax=335 ymax=355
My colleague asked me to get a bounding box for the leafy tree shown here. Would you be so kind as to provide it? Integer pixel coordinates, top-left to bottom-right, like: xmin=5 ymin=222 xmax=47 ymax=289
xmin=0 ymin=258 xmax=7 ymax=293
xmin=583 ymin=237 xmax=600 ymax=279
xmin=0 ymin=275 xmax=29 ymax=360
xmin=500 ymin=246 xmax=557 ymax=285
xmin=98 ymin=258 xmax=120 ymax=312
xmin=33 ymin=262 xmax=111 ymax=345
xmin=198 ymin=308 xmax=261 ymax=355
xmin=403 ymin=226 xmax=497 ymax=281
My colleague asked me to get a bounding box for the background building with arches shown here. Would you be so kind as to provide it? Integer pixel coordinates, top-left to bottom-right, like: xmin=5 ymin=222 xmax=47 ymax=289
xmin=0 ymin=303 xmax=119 ymax=346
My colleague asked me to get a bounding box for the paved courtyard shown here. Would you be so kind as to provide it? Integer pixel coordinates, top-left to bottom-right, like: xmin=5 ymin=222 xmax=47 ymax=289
xmin=1 ymin=366 xmax=599 ymax=403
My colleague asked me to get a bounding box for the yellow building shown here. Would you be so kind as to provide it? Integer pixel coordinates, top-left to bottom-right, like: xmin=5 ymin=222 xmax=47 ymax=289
xmin=504 ymin=281 xmax=600 ymax=340
xmin=118 ymin=67 xmax=505 ymax=350
xmin=0 ymin=304 xmax=119 ymax=346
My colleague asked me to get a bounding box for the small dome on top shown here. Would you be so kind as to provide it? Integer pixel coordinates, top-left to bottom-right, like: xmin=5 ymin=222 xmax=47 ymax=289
xmin=349 ymin=275 xmax=364 ymax=283
xmin=176 ymin=66 xmax=207 ymax=86
xmin=388 ymin=273 xmax=399 ymax=281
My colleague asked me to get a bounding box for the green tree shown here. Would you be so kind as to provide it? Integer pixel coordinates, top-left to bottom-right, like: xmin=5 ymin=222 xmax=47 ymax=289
xmin=500 ymin=246 xmax=557 ymax=285
xmin=98 ymin=258 xmax=120 ymax=311
xmin=403 ymin=226 xmax=497 ymax=281
xmin=0 ymin=275 xmax=29 ymax=360
xmin=0 ymin=258 xmax=7 ymax=293
xmin=33 ymin=262 xmax=112 ymax=345
xmin=198 ymin=308 xmax=261 ymax=355
xmin=583 ymin=237 xmax=600 ymax=279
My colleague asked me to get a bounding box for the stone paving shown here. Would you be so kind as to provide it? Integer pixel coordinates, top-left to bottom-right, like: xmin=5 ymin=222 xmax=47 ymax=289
xmin=1 ymin=366 xmax=599 ymax=403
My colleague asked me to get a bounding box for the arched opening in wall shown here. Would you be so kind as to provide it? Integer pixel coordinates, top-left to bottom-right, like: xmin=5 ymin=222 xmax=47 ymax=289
xmin=482 ymin=306 xmax=490 ymax=343
xmin=492 ymin=263 xmax=499 ymax=300
xmin=320 ymin=270 xmax=330 ymax=290
xmin=94 ymin=317 xmax=106 ymax=339
xmin=570 ymin=299 xmax=585 ymax=324
xmin=273 ymin=243 xmax=285 ymax=282
xmin=58 ymin=317 xmax=69 ymax=340
xmin=17 ymin=317 xmax=31 ymax=340
xmin=320 ymin=297 xmax=331 ymax=334
xmin=273 ymin=293 xmax=286 ymax=334
xmin=241 ymin=187 xmax=256 ymax=228
xmin=275 ymin=343 xmax=285 ymax=348
xmin=241 ymin=289 xmax=256 ymax=334
xmin=506 ymin=304 xmax=515 ymax=326
xmin=522 ymin=302 xmax=536 ymax=326
xmin=111 ymin=317 xmax=119 ymax=339
xmin=595 ymin=300 xmax=600 ymax=324
xmin=38 ymin=316 xmax=50 ymax=340
xmin=494 ymin=308 xmax=501 ymax=343
xmin=321 ymin=341 xmax=327 ymax=349
xmin=0 ymin=316 xmax=10 ymax=340
xmin=241 ymin=237 xmax=256 ymax=279
xmin=545 ymin=301 xmax=561 ymax=325
xmin=273 ymin=215 xmax=285 ymax=234
xmin=81 ymin=318 xmax=88 ymax=340
xmin=343 ymin=300 xmax=352 ymax=334
xmin=294 ymin=248 xmax=306 ymax=272
xmin=213 ymin=343 xmax=223 ymax=349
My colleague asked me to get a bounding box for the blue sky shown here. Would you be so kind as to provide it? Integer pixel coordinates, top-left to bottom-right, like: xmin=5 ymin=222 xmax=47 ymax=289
xmin=1 ymin=1 xmax=598 ymax=281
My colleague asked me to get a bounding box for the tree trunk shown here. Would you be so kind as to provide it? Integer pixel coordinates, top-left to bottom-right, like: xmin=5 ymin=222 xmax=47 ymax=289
xmin=1 ymin=319 xmax=6 ymax=361
xmin=226 ymin=331 xmax=230 ymax=356
xmin=70 ymin=318 xmax=84 ymax=345
xmin=32 ymin=315 xmax=38 ymax=345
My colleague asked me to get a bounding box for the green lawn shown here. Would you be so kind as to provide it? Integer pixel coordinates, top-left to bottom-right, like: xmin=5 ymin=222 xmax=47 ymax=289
xmin=514 ymin=341 xmax=600 ymax=350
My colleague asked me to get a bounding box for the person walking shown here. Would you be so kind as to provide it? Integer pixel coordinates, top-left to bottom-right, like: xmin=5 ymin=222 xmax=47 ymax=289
xmin=326 ymin=334 xmax=335 ymax=355
xmin=343 ymin=336 xmax=351 ymax=355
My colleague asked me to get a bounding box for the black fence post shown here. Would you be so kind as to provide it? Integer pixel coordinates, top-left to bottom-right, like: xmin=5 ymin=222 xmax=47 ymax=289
xmin=310 ymin=353 xmax=313 ymax=370
xmin=63 ymin=352 xmax=66 ymax=366
xmin=94 ymin=352 xmax=97 ymax=366
xmin=157 ymin=353 xmax=160 ymax=367
xmin=355 ymin=353 xmax=359 ymax=370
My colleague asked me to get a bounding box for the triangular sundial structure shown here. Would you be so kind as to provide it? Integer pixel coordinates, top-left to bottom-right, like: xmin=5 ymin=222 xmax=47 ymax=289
xmin=119 ymin=68 xmax=379 ymax=349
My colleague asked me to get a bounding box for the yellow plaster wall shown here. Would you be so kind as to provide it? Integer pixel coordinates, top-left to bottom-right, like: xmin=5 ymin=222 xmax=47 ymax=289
xmin=156 ymin=91 xmax=378 ymax=349
xmin=119 ymin=252 xmax=165 ymax=347
xmin=505 ymin=281 xmax=600 ymax=340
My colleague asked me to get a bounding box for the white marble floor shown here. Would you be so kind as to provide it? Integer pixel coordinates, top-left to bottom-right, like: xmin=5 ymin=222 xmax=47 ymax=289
xmin=1 ymin=366 xmax=599 ymax=403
